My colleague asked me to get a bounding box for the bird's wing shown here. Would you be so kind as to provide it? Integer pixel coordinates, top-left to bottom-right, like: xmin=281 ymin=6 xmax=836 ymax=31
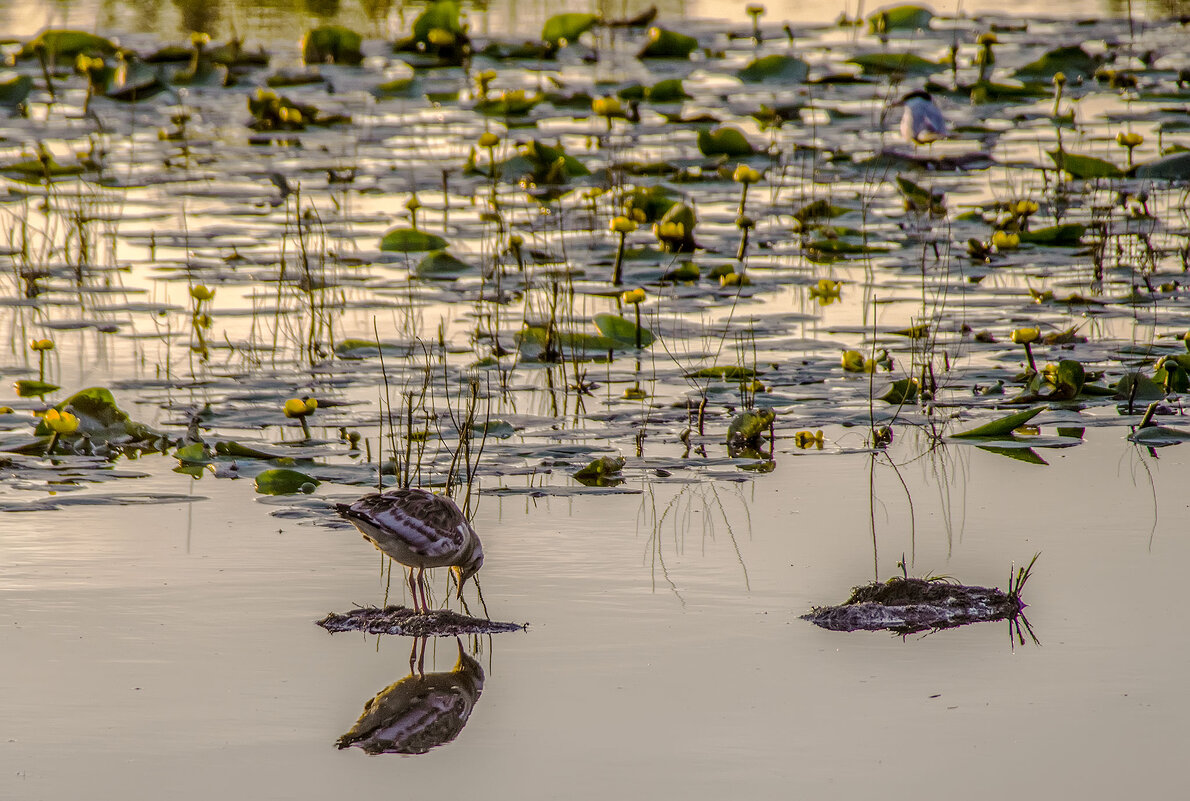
xmin=345 ymin=491 xmax=469 ymax=559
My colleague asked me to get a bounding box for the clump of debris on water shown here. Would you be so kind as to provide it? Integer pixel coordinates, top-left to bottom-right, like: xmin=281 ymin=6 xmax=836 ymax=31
xmin=318 ymin=605 xmax=527 ymax=637
xmin=802 ymin=555 xmax=1039 ymax=639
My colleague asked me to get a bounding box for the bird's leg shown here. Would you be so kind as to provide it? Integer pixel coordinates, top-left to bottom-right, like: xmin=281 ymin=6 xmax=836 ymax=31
xmin=407 ymin=637 xmax=418 ymax=674
xmin=417 ymin=567 xmax=430 ymax=613
xmin=407 ymin=567 xmax=419 ymax=613
xmin=416 ymin=636 xmax=427 ymax=675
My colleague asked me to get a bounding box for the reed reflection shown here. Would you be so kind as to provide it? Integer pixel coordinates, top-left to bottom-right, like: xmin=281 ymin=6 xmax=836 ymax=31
xmin=337 ymin=636 xmax=485 ymax=756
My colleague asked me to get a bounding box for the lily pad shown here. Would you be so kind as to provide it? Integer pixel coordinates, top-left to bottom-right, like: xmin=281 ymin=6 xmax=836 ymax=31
xmin=638 ymin=27 xmax=698 ymax=59
xmin=542 ymin=13 xmax=598 ymax=47
xmin=1018 ymin=224 xmax=1085 ymax=246
xmin=951 ymin=406 xmax=1044 ymax=439
xmin=592 ymin=313 xmax=655 ymax=348
xmin=1135 ymin=152 xmax=1190 ymax=181
xmin=380 ymin=228 xmax=448 ymax=253
xmin=737 ymin=54 xmax=810 ymax=84
xmin=697 ymin=126 xmax=756 ymax=157
xmin=20 ymin=29 xmax=117 ymax=60
xmin=847 ymin=52 xmax=942 ymax=76
xmin=254 ymin=468 xmax=320 ymax=495
xmin=302 ymin=26 xmax=363 ymax=65
xmin=867 ymin=5 xmax=934 ymax=33
xmin=1048 ymin=151 xmax=1123 ymax=179
xmin=415 ymin=250 xmax=473 ymax=279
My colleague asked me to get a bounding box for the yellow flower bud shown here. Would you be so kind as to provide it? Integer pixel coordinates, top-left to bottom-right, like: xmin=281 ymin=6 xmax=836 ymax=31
xmin=977 ymin=32 xmax=998 ymax=45
xmin=621 ymin=288 xmax=646 ymax=304
xmin=190 ymin=32 xmax=211 ymax=48
xmin=655 ymin=221 xmax=686 ymax=240
xmin=478 ymin=131 xmax=500 ymax=149
xmin=190 ymin=284 xmax=215 ymax=302
xmin=610 ymin=216 xmax=638 ymax=234
xmin=591 ymin=96 xmax=623 ymax=118
xmin=45 ymin=409 xmax=80 ymax=435
xmin=405 ymin=195 xmax=422 ymax=211
xmin=732 ymin=164 xmax=762 ymax=184
xmin=284 ymin=398 xmax=314 ymax=418
xmin=427 ymin=28 xmax=456 ymax=46
xmin=1116 ymin=131 xmax=1143 ymax=148
xmin=841 ymin=350 xmax=865 ymax=372
xmin=1053 ymin=72 xmax=1067 ymax=86
xmin=1011 ymin=327 xmax=1040 ymax=345
xmin=509 ymin=234 xmax=524 ymax=248
xmin=991 ymin=230 xmax=1020 ymax=250
xmin=30 ymin=339 xmax=55 ymax=352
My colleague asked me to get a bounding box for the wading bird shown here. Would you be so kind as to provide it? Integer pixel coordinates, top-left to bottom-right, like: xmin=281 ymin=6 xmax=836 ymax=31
xmin=335 ymin=488 xmax=484 ymax=613
xmin=899 ymin=89 xmax=948 ymax=145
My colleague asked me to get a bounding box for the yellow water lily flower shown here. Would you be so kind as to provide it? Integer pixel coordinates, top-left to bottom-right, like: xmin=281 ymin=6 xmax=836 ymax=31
xmin=477 ymin=131 xmax=500 ymax=149
xmin=1010 ymin=327 xmax=1040 ymax=345
xmin=591 ymin=96 xmax=623 ymax=118
xmin=30 ymin=339 xmax=54 ymax=352
xmin=284 ymin=397 xmax=317 ymax=418
xmin=190 ymin=284 xmax=215 ymax=302
xmin=45 ymin=409 xmax=80 ymax=434
xmin=610 ymin=216 xmax=638 ymax=234
xmin=732 ymin=164 xmax=762 ymax=184
xmin=621 ymin=288 xmax=646 ymax=305
xmin=991 ymin=230 xmax=1020 ymax=250
xmin=794 ymin=429 xmax=824 ymax=449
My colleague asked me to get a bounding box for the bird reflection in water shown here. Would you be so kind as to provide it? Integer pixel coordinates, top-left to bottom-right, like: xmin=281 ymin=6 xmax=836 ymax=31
xmin=337 ymin=637 xmax=485 ymax=756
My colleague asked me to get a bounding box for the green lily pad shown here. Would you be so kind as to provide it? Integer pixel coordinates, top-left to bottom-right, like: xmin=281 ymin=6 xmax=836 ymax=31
xmin=867 ymin=5 xmax=934 ymax=33
xmin=380 ymin=228 xmax=448 ymax=253
xmin=976 ymin=445 xmax=1049 ymax=465
xmin=469 ymin=420 xmax=516 ymax=439
xmin=951 ymin=406 xmax=1044 ymax=438
xmin=1018 ymin=224 xmax=1085 ymax=246
xmin=254 ymin=468 xmax=320 ymax=495
xmin=412 ymin=0 xmax=465 ymax=44
xmin=593 ymin=313 xmax=655 ymax=348
xmin=35 ymin=387 xmax=164 ymax=448
xmin=847 ymin=52 xmax=942 ymax=76
xmin=737 ymin=54 xmax=810 ymax=84
xmin=646 ymin=78 xmax=689 ymax=102
xmin=688 ymin=366 xmax=757 ymax=380
xmin=20 ymin=29 xmax=117 ymax=60
xmin=1114 ymin=372 xmax=1166 ymax=401
xmin=414 ymin=250 xmax=473 ymax=279
xmin=302 ymin=25 xmax=363 ymax=65
xmin=573 ymin=455 xmax=625 ymax=481
xmin=1045 ymin=360 xmax=1085 ymax=400
xmin=214 ymin=441 xmax=290 ymax=459
xmin=1048 ymin=150 xmax=1123 ymax=179
xmin=542 ymin=13 xmax=599 ymax=47
xmin=697 ymin=126 xmax=756 ymax=157
xmin=1135 ymin=152 xmax=1190 ymax=180
xmin=879 ymin=377 xmax=919 ymax=405
xmin=726 ymin=408 xmax=774 ymax=444
xmin=638 ymin=27 xmax=698 ymax=59
xmin=0 ymin=73 xmax=33 ymax=107
xmin=1014 ymin=45 xmax=1100 ymax=81
xmin=14 ymin=380 xmax=60 ymax=397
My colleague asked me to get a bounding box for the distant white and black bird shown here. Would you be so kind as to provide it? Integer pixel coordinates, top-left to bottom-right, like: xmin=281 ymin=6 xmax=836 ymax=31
xmin=335 ymin=488 xmax=484 ymax=613
xmin=899 ymin=90 xmax=948 ymax=145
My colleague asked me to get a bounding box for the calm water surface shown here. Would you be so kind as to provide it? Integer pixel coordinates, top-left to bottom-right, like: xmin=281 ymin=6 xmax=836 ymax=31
xmin=3 ymin=0 xmax=1190 ymax=797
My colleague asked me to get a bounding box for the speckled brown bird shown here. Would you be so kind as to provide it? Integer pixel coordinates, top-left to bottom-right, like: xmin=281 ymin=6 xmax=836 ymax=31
xmin=335 ymin=488 xmax=484 ymax=613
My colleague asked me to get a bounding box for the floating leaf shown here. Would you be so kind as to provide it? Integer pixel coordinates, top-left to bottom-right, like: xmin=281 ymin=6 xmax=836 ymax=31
xmin=254 ymin=468 xmax=320 ymax=495
xmin=1135 ymin=152 xmax=1190 ymax=180
xmin=697 ymin=126 xmax=755 ymax=157
xmin=14 ymin=380 xmax=60 ymax=397
xmin=542 ymin=13 xmax=599 ymax=47
xmin=302 ymin=26 xmax=364 ymax=65
xmin=646 ymin=78 xmax=689 ymax=102
xmin=1128 ymin=426 xmax=1190 ymax=446
xmin=847 ymin=52 xmax=942 ymax=76
xmin=1044 ymin=360 xmax=1085 ymax=400
xmin=469 ymin=420 xmax=516 ymax=439
xmin=593 ymin=313 xmax=655 ymax=348
xmin=414 ymin=250 xmax=473 ymax=279
xmin=737 ymin=54 xmax=810 ymax=84
xmin=793 ymin=199 xmax=849 ymax=223
xmin=0 ymin=73 xmax=33 ymax=107
xmin=727 ymin=408 xmax=774 ymax=444
xmin=867 ymin=5 xmax=935 ymax=33
xmin=1048 ymin=151 xmax=1123 ymax=179
xmin=689 ymin=366 xmax=757 ymax=380
xmin=412 ymin=0 xmax=465 ymax=44
xmin=20 ymin=29 xmax=117 ymax=60
xmin=638 ymin=27 xmax=698 ymax=59
xmin=951 ymin=406 xmax=1044 ymax=438
xmin=1018 ymin=224 xmax=1085 ymax=246
xmin=879 ymin=377 xmax=919 ymax=405
xmin=380 ymin=228 xmax=448 ymax=253
xmin=1114 ymin=372 xmax=1166 ymax=401
xmin=573 ymin=455 xmax=625 ymax=482
xmin=214 ymin=441 xmax=290 ymax=460
xmin=1014 ymin=45 xmax=1100 ymax=81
